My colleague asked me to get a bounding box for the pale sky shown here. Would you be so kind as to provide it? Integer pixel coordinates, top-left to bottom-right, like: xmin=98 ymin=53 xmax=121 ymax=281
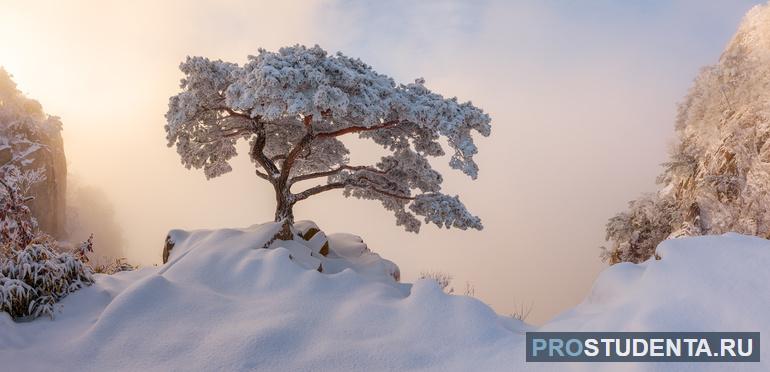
xmin=0 ymin=0 xmax=763 ymax=324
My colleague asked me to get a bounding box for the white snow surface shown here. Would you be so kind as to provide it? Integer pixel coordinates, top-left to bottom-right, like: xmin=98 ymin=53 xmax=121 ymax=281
xmin=0 ymin=224 xmax=768 ymax=371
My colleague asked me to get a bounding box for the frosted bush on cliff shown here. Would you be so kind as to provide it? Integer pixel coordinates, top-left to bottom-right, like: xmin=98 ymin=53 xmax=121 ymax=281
xmin=0 ymin=178 xmax=94 ymax=319
xmin=165 ymin=45 xmax=491 ymax=236
xmin=604 ymin=3 xmax=770 ymax=264
xmin=0 ymin=68 xmax=67 ymax=237
xmin=0 ymin=162 xmax=93 ymax=320
xmin=0 ymin=68 xmax=94 ymax=320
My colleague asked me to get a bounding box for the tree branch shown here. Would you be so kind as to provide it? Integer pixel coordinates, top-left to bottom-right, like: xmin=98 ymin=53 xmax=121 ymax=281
xmin=352 ymin=176 xmax=415 ymax=200
xmin=294 ymin=182 xmax=346 ymax=201
xmin=249 ymin=121 xmax=280 ymax=179
xmin=255 ymin=169 xmax=270 ymax=181
xmin=293 ymin=176 xmax=414 ymax=203
xmin=278 ymin=115 xmax=314 ymax=184
xmin=218 ymin=106 xmax=252 ymax=121
xmin=289 ymin=165 xmax=389 ymax=185
xmin=316 ymin=120 xmax=401 ymax=138
xmin=366 ymin=186 xmax=415 ymax=200
xmin=193 ymin=127 xmax=251 ymax=144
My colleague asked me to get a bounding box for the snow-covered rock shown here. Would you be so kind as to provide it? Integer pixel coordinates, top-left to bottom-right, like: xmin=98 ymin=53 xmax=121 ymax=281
xmin=0 ymin=68 xmax=68 ymax=238
xmin=0 ymin=226 xmax=768 ymax=371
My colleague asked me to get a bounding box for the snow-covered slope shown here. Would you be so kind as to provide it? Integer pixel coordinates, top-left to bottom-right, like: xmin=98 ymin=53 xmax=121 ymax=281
xmin=546 ymin=234 xmax=769 ymax=333
xmin=0 ymin=223 xmax=768 ymax=371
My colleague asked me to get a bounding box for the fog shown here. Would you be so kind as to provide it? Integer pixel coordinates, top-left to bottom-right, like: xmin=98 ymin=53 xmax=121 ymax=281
xmin=0 ymin=0 xmax=762 ymax=324
xmin=66 ymin=175 xmax=125 ymax=264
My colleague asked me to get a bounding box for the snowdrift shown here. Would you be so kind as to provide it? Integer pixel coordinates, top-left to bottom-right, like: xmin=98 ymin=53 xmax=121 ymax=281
xmin=0 ymin=224 xmax=768 ymax=371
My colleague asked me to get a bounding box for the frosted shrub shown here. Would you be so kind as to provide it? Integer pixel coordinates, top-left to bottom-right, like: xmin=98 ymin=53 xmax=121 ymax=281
xmin=419 ymin=271 xmax=454 ymax=293
xmin=92 ymin=257 xmax=136 ymax=274
xmin=419 ymin=270 xmax=476 ymax=296
xmin=602 ymin=195 xmax=678 ymax=264
xmin=0 ymin=169 xmax=94 ymax=320
xmin=0 ymin=237 xmax=94 ymax=320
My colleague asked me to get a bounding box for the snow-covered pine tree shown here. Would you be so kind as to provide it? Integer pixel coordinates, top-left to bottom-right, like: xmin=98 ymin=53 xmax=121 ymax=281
xmin=603 ymin=3 xmax=770 ymax=264
xmin=165 ymin=45 xmax=491 ymax=238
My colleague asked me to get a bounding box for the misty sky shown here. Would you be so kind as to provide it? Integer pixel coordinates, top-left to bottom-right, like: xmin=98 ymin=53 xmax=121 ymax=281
xmin=1 ymin=0 xmax=764 ymax=324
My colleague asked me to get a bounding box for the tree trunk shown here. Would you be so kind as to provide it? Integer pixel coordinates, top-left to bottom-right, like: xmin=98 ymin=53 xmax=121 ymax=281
xmin=274 ymin=196 xmax=294 ymax=224
xmin=273 ymin=183 xmax=294 ymax=241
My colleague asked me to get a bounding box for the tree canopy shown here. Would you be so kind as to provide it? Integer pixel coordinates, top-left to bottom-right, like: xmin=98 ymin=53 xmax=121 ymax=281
xmin=166 ymin=45 xmax=491 ymax=232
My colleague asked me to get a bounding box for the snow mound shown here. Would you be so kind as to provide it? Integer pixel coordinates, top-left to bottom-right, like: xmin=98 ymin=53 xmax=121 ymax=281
xmin=0 ymin=222 xmax=521 ymax=371
xmin=165 ymin=221 xmax=402 ymax=287
xmin=0 ymin=228 xmax=768 ymax=371
xmin=546 ymin=234 xmax=769 ymax=332
xmin=542 ymin=233 xmax=770 ymax=371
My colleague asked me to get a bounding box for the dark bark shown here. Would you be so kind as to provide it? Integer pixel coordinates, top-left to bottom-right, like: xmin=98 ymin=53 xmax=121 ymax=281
xmin=273 ymin=181 xmax=294 ymax=224
xmin=268 ymin=183 xmax=295 ymax=245
xmin=274 ymin=219 xmax=294 ymax=242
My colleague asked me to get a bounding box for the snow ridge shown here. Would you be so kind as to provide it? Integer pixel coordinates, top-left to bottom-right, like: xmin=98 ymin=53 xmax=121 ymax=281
xmin=1 ymin=224 xmax=768 ymax=371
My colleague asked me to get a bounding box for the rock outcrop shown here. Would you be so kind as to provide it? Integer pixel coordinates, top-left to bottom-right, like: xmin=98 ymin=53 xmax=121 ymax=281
xmin=603 ymin=3 xmax=770 ymax=263
xmin=0 ymin=68 xmax=67 ymax=238
xmin=27 ymin=126 xmax=67 ymax=238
